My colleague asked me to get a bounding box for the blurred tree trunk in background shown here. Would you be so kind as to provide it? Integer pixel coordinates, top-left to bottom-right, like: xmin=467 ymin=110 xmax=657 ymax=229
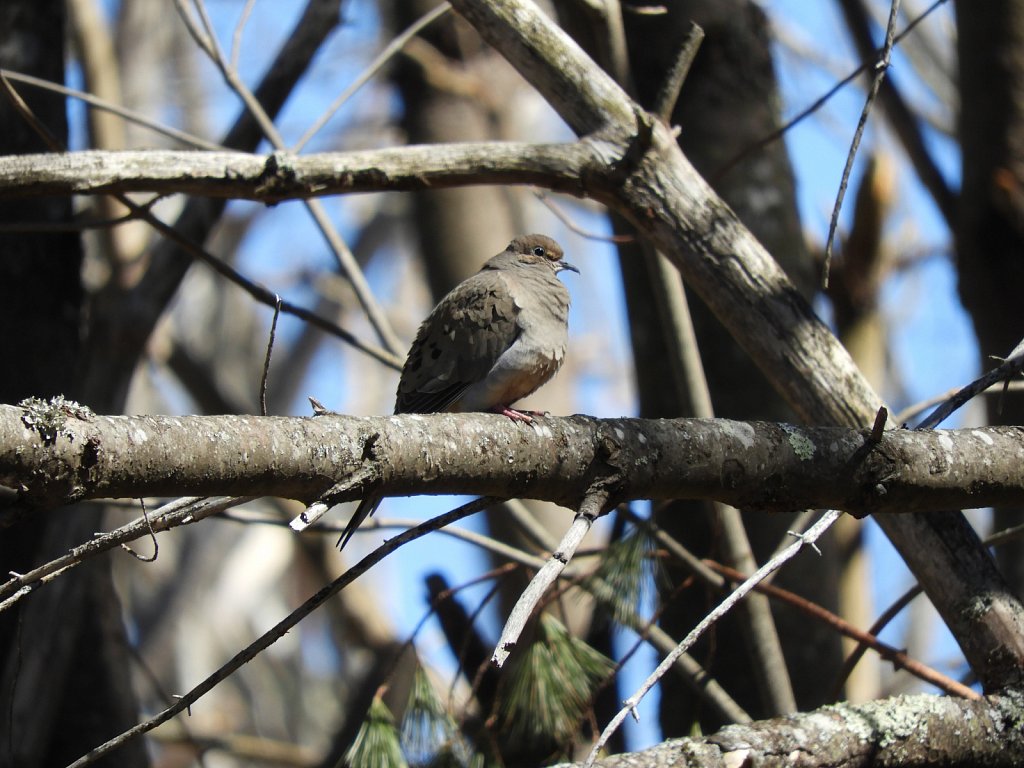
xmin=622 ymin=0 xmax=842 ymax=733
xmin=956 ymin=1 xmax=1024 ymax=593
xmin=391 ymin=0 xmax=518 ymax=293
xmin=0 ymin=2 xmax=145 ymax=766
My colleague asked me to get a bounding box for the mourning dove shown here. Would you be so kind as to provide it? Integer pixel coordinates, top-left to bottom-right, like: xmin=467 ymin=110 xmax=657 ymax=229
xmin=337 ymin=234 xmax=578 ymax=549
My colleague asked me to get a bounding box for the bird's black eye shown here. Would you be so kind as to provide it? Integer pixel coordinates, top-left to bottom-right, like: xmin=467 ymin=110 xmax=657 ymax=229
xmin=532 ymin=246 xmax=546 ymax=257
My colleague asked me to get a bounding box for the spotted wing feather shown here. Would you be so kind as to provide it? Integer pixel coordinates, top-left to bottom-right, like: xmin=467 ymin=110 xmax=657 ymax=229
xmin=395 ymin=272 xmax=520 ymax=414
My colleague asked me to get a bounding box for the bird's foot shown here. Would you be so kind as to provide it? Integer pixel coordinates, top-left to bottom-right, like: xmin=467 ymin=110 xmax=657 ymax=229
xmin=494 ymin=406 xmax=546 ymax=423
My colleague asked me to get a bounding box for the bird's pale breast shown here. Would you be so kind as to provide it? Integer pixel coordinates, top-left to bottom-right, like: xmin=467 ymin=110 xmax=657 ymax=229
xmin=455 ymin=268 xmax=569 ymax=411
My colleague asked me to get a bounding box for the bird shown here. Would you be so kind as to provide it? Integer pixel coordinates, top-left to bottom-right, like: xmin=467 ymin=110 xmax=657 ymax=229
xmin=337 ymin=234 xmax=578 ymax=550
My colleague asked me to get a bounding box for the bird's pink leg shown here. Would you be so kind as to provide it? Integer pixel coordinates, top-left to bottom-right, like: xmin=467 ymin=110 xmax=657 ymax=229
xmin=493 ymin=405 xmax=546 ymax=422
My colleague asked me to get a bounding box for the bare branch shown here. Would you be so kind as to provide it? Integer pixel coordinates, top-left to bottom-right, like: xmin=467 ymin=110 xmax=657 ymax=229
xmin=491 ymin=489 xmax=609 ymax=667
xmin=837 ymin=0 xmax=956 ymax=227
xmin=0 ymin=144 xmax=594 ymax=201
xmin=444 ymin=0 xmax=1024 ymax=692
xmin=0 ymin=496 xmax=252 ymax=612
xmin=571 ymin=693 xmax=1024 ymax=767
xmin=7 ymin=404 xmax=1024 ymax=516
xmin=704 ymin=560 xmax=979 ymax=700
xmin=822 ymin=0 xmax=902 ymax=287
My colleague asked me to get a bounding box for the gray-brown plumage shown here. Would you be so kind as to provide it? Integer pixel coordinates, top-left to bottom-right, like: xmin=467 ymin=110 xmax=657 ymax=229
xmin=337 ymin=234 xmax=578 ymax=549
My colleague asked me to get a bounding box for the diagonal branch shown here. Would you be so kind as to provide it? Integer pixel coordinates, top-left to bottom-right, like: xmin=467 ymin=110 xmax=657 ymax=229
xmin=79 ymin=0 xmax=345 ymax=411
xmin=3 ymin=0 xmax=1019 ymax=695
xmin=491 ymin=488 xmax=610 ymax=667
xmin=63 ymin=496 xmax=499 ymax=768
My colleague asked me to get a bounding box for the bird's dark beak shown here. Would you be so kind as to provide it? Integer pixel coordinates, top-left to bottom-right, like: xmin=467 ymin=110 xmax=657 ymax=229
xmin=558 ymin=261 xmax=580 ymax=274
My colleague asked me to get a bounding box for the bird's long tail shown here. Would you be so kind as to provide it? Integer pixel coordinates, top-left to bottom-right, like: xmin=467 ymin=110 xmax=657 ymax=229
xmin=337 ymin=495 xmax=381 ymax=550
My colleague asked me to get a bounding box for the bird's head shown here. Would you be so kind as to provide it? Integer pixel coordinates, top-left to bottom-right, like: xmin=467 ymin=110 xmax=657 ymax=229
xmin=505 ymin=234 xmax=580 ymax=275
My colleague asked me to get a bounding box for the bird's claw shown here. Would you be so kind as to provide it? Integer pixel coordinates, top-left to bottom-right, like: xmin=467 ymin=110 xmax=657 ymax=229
xmin=496 ymin=406 xmax=544 ymax=423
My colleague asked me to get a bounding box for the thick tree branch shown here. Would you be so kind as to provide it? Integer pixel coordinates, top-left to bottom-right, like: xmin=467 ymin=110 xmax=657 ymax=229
xmin=4 ymin=403 xmax=1024 ymax=516
xmin=571 ymin=692 xmax=1024 ymax=768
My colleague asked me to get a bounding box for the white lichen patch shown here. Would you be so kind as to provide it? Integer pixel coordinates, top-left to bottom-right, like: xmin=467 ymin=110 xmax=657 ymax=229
xmin=531 ymin=422 xmax=554 ymax=438
xmin=971 ymin=430 xmax=994 ymax=446
xmin=720 ymin=420 xmax=756 ymax=449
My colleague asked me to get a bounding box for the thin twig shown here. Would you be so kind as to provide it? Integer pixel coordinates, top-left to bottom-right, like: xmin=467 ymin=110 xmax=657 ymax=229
xmin=638 ymin=243 xmax=795 ymax=713
xmin=0 ymin=71 xmax=61 ymax=149
xmin=652 ymin=21 xmax=704 ymax=122
xmin=491 ymin=490 xmax=609 ymax=668
xmin=173 ymin=0 xmax=216 ymax=59
xmin=174 ymin=0 xmax=404 ymax=355
xmin=532 ymin=191 xmax=635 ymax=244
xmin=837 ymin=0 xmax=955 ymax=226
xmin=176 ymin=0 xmax=285 ymax=145
xmin=0 ymin=199 xmax=164 ymax=234
xmin=822 ymin=0 xmax=902 ymax=288
xmin=545 ymin=534 xmax=753 ymax=724
xmin=230 ymin=0 xmax=259 ymax=72
xmin=833 ymin=519 xmax=1024 ymax=696
xmin=916 ymin=352 xmax=1024 ymax=429
xmin=292 ymin=2 xmax=453 ymax=153
xmin=118 ymin=499 xmax=158 ymax=562
xmin=0 ymin=68 xmax=221 ymax=150
xmin=0 ymin=64 xmax=401 ymax=372
xmin=132 ymin=205 xmax=401 ymax=369
xmin=259 ymin=296 xmax=283 ymax=416
xmin=766 ymin=509 xmax=819 ymax=564
xmin=0 ymin=497 xmax=253 ymax=612
xmin=712 ymin=0 xmax=948 ymax=183
xmin=704 ymin=560 xmax=978 ymax=700
xmin=304 ymin=199 xmax=405 ymax=354
xmin=834 ymin=582 xmax=922 ymax=699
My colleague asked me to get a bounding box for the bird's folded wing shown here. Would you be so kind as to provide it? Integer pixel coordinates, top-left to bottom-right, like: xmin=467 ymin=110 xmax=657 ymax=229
xmin=396 ymin=273 xmax=520 ymax=414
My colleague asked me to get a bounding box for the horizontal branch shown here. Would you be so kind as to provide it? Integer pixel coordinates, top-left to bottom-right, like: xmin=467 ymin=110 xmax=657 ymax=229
xmin=0 ymin=144 xmax=600 ymax=203
xmin=3 ymin=403 xmax=1024 ymax=517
